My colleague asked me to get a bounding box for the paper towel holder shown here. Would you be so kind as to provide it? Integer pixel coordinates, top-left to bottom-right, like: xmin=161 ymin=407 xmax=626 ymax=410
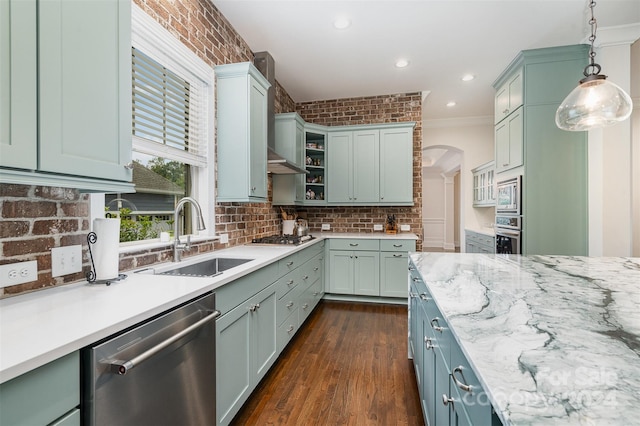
xmin=86 ymin=232 xmax=127 ymax=286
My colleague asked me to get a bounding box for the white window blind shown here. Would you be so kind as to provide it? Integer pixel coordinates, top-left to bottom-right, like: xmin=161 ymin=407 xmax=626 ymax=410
xmin=131 ymin=47 xmax=208 ymax=167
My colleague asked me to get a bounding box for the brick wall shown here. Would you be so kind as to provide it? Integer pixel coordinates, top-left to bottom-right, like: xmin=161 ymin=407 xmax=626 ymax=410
xmin=295 ymin=93 xmax=423 ymax=250
xmin=0 ymin=1 xmax=422 ymax=298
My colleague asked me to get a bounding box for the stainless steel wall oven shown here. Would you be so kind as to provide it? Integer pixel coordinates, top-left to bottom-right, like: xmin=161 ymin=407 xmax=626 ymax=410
xmin=495 ymin=215 xmax=521 ymax=254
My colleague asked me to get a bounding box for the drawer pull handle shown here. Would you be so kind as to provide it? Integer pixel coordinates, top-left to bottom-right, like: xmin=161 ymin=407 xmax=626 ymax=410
xmin=393 ymin=254 xmax=403 ymax=258
xmin=442 ymin=394 xmax=454 ymax=406
xmin=419 ymin=293 xmax=430 ymax=302
xmin=249 ymin=303 xmax=260 ymax=312
xmin=393 ymin=244 xmax=403 ymax=247
xmin=124 ymin=162 xmax=134 ymax=170
xmin=349 ymin=243 xmax=359 ymax=247
xmin=408 ymin=266 xmax=415 ymax=271
xmin=314 ymin=267 xmax=319 ymax=271
xmin=409 ymin=292 xmax=418 ymax=299
xmin=424 ymin=336 xmax=434 ymax=350
xmin=452 ymin=366 xmax=472 ymax=392
xmin=412 ymin=277 xmax=420 ymax=283
xmin=431 ymin=317 xmax=444 ymax=333
xmin=302 ymin=303 xmax=309 ymax=309
xmin=302 ymin=275 xmax=309 ymax=280
xmin=286 ymin=301 xmax=294 ymax=308
xmin=287 ymin=261 xmax=294 ymax=267
xmin=287 ymin=325 xmax=294 ymax=333
xmin=312 ymin=292 xmax=319 ymax=296
xmin=287 ymin=279 xmax=294 ymax=286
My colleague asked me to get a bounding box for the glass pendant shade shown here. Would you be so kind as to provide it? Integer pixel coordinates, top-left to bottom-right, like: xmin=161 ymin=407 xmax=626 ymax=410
xmin=555 ymin=75 xmax=633 ymax=131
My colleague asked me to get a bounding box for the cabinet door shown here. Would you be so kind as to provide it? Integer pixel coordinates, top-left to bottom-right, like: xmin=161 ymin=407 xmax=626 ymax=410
xmin=248 ymin=75 xmax=268 ymax=200
xmin=216 ymin=304 xmax=252 ymax=425
xmin=495 ymin=107 xmax=523 ymax=174
xmin=380 ymin=252 xmax=408 ymax=297
xmin=421 ymin=306 xmax=438 ymax=426
xmin=354 ymin=251 xmax=379 ymax=296
xmin=328 ymin=250 xmax=354 ymax=294
xmin=0 ymin=0 xmax=37 ymax=169
xmin=327 ymin=131 xmax=353 ymax=202
xmin=352 ymin=130 xmax=379 ymax=202
xmin=380 ymin=127 xmax=414 ymax=204
xmin=252 ymin=285 xmax=278 ymax=382
xmin=38 ymin=0 xmax=132 ymax=182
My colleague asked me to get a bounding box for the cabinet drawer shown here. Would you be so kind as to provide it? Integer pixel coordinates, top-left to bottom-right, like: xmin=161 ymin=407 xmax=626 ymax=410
xmin=277 ymin=281 xmax=303 ymax=326
xmin=216 ymin=262 xmax=279 ymax=315
xmin=275 ymin=268 xmax=302 ymax=300
xmin=277 ymin=308 xmax=299 ymax=352
xmin=450 ymin=340 xmax=494 ymax=425
xmin=51 ymin=409 xmax=81 ymax=426
xmin=380 ymin=239 xmax=415 ymax=252
xmin=0 ymin=352 xmax=79 ymax=426
xmin=329 ymin=238 xmax=379 ymax=251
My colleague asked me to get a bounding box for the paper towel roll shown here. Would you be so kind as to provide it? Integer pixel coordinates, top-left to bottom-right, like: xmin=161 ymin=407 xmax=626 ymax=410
xmin=92 ymin=218 xmax=120 ymax=280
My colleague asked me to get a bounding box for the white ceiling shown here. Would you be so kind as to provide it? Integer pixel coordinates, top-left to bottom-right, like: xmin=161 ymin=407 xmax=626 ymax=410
xmin=213 ymin=0 xmax=639 ymax=120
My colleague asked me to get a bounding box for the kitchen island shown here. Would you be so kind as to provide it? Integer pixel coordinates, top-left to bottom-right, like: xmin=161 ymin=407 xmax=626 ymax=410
xmin=409 ymin=253 xmax=640 ymax=425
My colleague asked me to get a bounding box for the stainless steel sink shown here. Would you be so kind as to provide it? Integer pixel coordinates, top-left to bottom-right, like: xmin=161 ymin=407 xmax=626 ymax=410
xmin=158 ymin=257 xmax=253 ymax=278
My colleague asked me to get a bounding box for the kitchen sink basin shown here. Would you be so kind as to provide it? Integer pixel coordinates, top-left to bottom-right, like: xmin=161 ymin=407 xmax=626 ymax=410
xmin=158 ymin=257 xmax=253 ymax=278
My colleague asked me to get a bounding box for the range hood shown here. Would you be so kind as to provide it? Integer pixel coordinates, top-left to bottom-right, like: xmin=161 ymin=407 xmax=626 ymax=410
xmin=254 ymin=52 xmax=307 ymax=175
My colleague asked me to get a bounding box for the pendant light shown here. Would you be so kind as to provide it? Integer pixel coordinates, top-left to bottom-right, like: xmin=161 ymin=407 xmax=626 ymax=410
xmin=555 ymin=0 xmax=633 ymax=131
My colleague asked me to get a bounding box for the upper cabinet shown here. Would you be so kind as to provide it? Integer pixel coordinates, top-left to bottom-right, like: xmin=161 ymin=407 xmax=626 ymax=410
xmin=493 ymin=45 xmax=589 ymax=255
xmin=0 ymin=0 xmax=133 ymax=192
xmin=471 ymin=160 xmax=495 ymax=207
xmin=272 ymin=113 xmax=306 ymax=205
xmin=216 ymin=62 xmax=270 ymax=203
xmin=494 ymin=68 xmax=523 ymax=124
xmin=272 ymin=116 xmax=415 ymax=206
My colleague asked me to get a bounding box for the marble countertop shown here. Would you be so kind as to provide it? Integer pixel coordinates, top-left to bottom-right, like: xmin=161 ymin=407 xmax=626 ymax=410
xmin=409 ymin=252 xmax=640 ymax=425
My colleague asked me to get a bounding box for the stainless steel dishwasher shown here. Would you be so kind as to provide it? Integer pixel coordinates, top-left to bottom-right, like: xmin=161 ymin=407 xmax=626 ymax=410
xmin=82 ymin=292 xmax=219 ymax=426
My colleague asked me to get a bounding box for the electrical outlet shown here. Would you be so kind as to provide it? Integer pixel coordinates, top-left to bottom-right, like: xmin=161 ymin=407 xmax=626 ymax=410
xmin=373 ymin=224 xmax=383 ymax=231
xmin=219 ymin=233 xmax=229 ymax=244
xmin=400 ymin=224 xmax=410 ymax=232
xmin=321 ymin=224 xmax=330 ymax=231
xmin=51 ymin=245 xmax=83 ymax=277
xmin=0 ymin=260 xmax=38 ymax=288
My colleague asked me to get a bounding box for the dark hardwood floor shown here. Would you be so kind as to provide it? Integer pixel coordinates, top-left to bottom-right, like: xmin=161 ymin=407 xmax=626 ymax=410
xmin=231 ymin=301 xmax=423 ymax=425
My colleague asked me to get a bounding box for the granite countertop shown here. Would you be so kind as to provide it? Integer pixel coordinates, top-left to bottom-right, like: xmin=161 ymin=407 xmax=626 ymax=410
xmin=409 ymin=252 xmax=640 ymax=425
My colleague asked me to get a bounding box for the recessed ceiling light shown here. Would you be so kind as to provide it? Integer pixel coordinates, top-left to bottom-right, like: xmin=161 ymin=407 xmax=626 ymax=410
xmin=446 ymin=101 xmax=457 ymax=107
xmin=333 ymin=17 xmax=351 ymax=30
xmin=395 ymin=59 xmax=409 ymax=68
xmin=461 ymin=74 xmax=475 ymax=82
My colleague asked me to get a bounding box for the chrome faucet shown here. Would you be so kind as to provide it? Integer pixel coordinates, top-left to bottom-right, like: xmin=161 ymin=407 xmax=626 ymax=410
xmin=173 ymin=197 xmax=206 ymax=262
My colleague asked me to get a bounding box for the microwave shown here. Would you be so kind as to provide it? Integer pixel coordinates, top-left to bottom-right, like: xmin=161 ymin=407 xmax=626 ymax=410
xmin=496 ymin=176 xmax=521 ymax=214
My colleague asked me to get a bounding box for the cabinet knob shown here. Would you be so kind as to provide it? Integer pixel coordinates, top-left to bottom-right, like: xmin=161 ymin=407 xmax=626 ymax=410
xmin=302 ymin=303 xmax=309 ymax=309
xmin=286 ymin=301 xmax=294 ymax=308
xmin=381 ymin=197 xmax=384 ymax=200
xmin=442 ymin=394 xmax=454 ymax=406
xmin=251 ymin=186 xmax=256 ymax=192
xmin=502 ymin=108 xmax=509 ymax=114
xmin=124 ymin=162 xmax=134 ymax=170
xmin=287 ymin=325 xmax=295 ymax=333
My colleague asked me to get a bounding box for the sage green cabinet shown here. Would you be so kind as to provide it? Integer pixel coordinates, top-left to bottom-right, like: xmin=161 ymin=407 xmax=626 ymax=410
xmin=216 ymin=283 xmax=277 ymax=425
xmin=327 ymin=131 xmax=353 ymax=203
xmin=493 ymin=45 xmax=589 ymax=255
xmin=494 ymin=67 xmax=523 ymax=124
xmin=380 ymin=239 xmax=415 ymax=297
xmin=0 ymin=0 xmax=133 ymax=192
xmin=272 ymin=113 xmax=306 ymax=205
xmin=0 ymin=351 xmax=79 ymax=426
xmin=495 ymin=106 xmax=523 ymax=174
xmin=328 ymin=129 xmax=379 ymax=203
xmin=0 ymin=0 xmax=37 ymax=170
xmin=465 ymin=230 xmax=495 ymax=254
xmin=471 ymin=161 xmax=495 ymax=207
xmin=379 ymin=126 xmax=414 ymax=204
xmin=328 ymin=249 xmax=380 ymax=296
xmin=216 ymin=62 xmax=270 ymax=203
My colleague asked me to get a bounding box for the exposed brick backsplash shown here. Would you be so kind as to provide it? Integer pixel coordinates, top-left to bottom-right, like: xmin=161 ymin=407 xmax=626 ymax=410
xmin=0 ymin=1 xmax=422 ymax=298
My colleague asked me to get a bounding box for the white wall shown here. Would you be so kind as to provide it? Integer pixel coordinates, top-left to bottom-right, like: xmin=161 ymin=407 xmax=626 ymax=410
xmin=588 ymin=24 xmax=640 ymax=256
xmin=632 ymin=39 xmax=640 ymax=257
xmin=422 ymin=117 xmax=495 ymax=250
xmin=422 ymin=169 xmax=446 ymax=248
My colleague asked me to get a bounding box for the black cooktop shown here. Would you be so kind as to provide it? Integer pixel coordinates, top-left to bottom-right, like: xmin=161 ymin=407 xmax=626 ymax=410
xmin=251 ymin=234 xmax=314 ymax=245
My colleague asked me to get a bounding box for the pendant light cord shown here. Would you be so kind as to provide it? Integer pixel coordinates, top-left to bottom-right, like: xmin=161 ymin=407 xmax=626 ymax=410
xmin=584 ymin=1 xmax=602 ymax=78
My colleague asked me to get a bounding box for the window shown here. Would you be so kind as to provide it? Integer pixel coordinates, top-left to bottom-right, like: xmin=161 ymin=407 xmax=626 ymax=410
xmin=94 ymin=4 xmax=215 ymax=245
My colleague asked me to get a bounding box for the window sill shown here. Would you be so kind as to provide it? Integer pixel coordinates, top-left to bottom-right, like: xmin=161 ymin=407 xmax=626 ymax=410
xmin=118 ymin=235 xmax=221 ymax=255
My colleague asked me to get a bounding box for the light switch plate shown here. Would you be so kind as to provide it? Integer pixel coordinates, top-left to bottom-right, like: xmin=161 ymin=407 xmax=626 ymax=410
xmin=219 ymin=233 xmax=229 ymax=244
xmin=51 ymin=245 xmax=83 ymax=277
xmin=400 ymin=224 xmax=410 ymax=232
xmin=321 ymin=224 xmax=330 ymax=231
xmin=373 ymin=224 xmax=383 ymax=231
xmin=0 ymin=260 xmax=38 ymax=288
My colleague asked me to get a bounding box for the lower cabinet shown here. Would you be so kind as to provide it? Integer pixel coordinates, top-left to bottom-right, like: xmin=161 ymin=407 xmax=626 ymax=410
xmin=409 ymin=259 xmax=499 ymax=426
xmin=328 ymin=238 xmax=415 ymax=298
xmin=0 ymin=351 xmax=80 ymax=426
xmin=465 ymin=230 xmax=495 ymax=254
xmin=216 ymin=283 xmax=278 ymax=426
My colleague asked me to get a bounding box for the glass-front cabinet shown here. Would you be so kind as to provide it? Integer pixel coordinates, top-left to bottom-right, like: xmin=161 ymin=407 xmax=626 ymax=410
xmin=471 ymin=160 xmax=495 ymax=207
